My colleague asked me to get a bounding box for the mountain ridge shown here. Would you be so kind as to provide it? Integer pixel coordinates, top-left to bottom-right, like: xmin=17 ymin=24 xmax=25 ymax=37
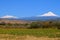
xmin=0 ymin=12 xmax=60 ymax=21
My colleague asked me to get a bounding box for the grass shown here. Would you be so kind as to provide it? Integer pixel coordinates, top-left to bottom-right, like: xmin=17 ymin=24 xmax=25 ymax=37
xmin=0 ymin=28 xmax=60 ymax=38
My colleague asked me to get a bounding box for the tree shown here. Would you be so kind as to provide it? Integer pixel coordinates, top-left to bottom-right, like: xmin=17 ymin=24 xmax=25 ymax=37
xmin=29 ymin=22 xmax=40 ymax=29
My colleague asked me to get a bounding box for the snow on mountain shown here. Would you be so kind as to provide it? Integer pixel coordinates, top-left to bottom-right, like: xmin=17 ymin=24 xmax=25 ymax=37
xmin=38 ymin=12 xmax=58 ymax=17
xmin=0 ymin=15 xmax=18 ymax=18
xmin=0 ymin=12 xmax=59 ymax=21
xmin=22 ymin=12 xmax=59 ymax=21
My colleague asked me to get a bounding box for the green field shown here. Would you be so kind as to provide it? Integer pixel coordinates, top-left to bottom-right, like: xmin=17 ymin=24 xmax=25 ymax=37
xmin=0 ymin=28 xmax=60 ymax=38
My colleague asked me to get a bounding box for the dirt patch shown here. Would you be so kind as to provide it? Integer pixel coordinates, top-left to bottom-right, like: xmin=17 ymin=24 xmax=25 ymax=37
xmin=0 ymin=34 xmax=59 ymax=40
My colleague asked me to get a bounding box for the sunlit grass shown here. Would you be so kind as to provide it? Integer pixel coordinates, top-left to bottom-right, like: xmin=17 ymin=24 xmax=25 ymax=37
xmin=0 ymin=28 xmax=60 ymax=38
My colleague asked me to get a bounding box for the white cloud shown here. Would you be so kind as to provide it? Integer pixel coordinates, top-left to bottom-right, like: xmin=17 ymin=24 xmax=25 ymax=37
xmin=1 ymin=15 xmax=18 ymax=18
xmin=38 ymin=12 xmax=58 ymax=17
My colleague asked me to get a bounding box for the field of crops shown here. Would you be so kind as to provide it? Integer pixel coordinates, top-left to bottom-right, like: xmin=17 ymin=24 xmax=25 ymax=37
xmin=0 ymin=28 xmax=60 ymax=38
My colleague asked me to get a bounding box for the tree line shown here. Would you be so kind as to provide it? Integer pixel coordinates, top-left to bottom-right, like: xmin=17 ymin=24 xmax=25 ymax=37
xmin=0 ymin=21 xmax=60 ymax=29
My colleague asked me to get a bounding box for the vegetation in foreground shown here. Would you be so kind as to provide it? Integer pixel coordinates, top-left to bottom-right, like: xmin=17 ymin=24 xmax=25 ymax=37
xmin=0 ymin=28 xmax=60 ymax=38
xmin=0 ymin=20 xmax=60 ymax=40
xmin=0 ymin=34 xmax=59 ymax=40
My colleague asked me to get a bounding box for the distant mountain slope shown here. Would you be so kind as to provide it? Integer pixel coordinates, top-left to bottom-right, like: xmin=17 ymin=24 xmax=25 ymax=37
xmin=0 ymin=12 xmax=60 ymax=21
xmin=20 ymin=16 xmax=60 ymax=21
xmin=20 ymin=12 xmax=60 ymax=21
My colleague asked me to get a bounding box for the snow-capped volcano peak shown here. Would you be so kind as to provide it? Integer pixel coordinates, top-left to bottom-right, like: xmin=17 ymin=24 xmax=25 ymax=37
xmin=40 ymin=12 xmax=58 ymax=16
xmin=1 ymin=15 xmax=18 ymax=18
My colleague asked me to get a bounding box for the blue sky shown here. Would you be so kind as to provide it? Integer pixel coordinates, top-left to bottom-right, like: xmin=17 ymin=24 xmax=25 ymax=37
xmin=0 ymin=0 xmax=60 ymax=17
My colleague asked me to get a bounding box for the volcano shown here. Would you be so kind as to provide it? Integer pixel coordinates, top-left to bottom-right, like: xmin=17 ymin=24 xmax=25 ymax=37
xmin=20 ymin=12 xmax=60 ymax=21
xmin=0 ymin=12 xmax=60 ymax=21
